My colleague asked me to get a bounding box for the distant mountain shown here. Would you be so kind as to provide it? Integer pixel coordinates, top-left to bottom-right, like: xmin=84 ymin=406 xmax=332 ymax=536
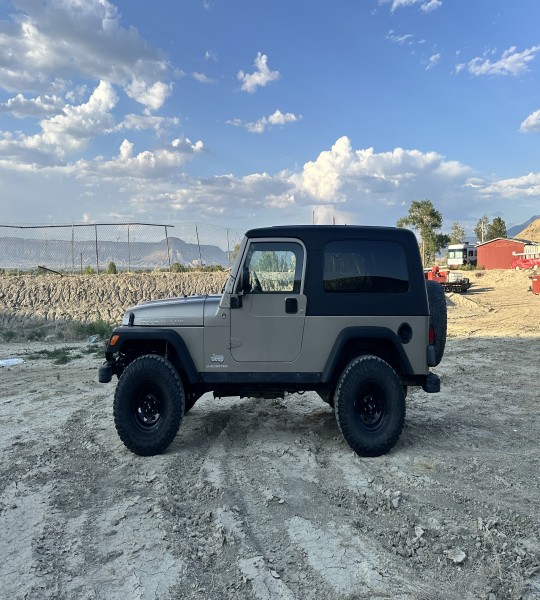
xmin=507 ymin=215 xmax=540 ymax=238
xmin=0 ymin=235 xmax=230 ymax=271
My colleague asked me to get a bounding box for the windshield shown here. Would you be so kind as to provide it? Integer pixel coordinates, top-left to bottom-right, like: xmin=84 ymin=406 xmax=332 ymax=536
xmin=223 ymin=235 xmax=248 ymax=294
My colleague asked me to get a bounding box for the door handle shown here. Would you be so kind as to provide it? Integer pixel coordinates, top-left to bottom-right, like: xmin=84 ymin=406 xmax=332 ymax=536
xmin=285 ymin=297 xmax=298 ymax=314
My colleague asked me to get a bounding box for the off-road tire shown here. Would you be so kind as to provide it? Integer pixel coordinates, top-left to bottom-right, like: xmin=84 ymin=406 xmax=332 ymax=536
xmin=334 ymin=356 xmax=406 ymax=457
xmin=426 ymin=280 xmax=447 ymax=365
xmin=113 ymin=355 xmax=184 ymax=456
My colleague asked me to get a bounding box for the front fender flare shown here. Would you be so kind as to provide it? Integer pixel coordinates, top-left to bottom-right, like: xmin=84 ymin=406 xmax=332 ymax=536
xmin=105 ymin=327 xmax=199 ymax=384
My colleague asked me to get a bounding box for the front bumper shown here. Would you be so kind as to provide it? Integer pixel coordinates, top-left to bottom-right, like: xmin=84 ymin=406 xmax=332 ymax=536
xmin=98 ymin=361 xmax=113 ymax=383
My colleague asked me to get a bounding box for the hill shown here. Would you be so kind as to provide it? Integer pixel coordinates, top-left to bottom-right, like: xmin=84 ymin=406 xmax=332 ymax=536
xmin=508 ymin=215 xmax=540 ymax=238
xmin=515 ymin=217 xmax=540 ymax=241
xmin=0 ymin=235 xmax=230 ymax=271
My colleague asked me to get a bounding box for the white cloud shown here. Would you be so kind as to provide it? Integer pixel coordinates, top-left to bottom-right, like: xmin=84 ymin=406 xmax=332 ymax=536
xmin=0 ymin=93 xmax=65 ymax=117
xmin=380 ymin=0 xmax=442 ymax=12
xmin=2 ymin=134 xmax=537 ymax=231
xmin=520 ymin=109 xmax=540 ymax=133
xmin=0 ymin=0 xmax=173 ymax=109
xmin=386 ymin=31 xmax=415 ymax=45
xmin=125 ymin=80 xmax=172 ymax=112
xmin=292 ymin=137 xmax=471 ymax=203
xmin=420 ymin=0 xmax=442 ymax=11
xmin=0 ymin=80 xmax=117 ymax=161
xmin=192 ymin=72 xmax=216 ymax=84
xmin=119 ymin=139 xmax=134 ymax=161
xmin=426 ymin=53 xmax=441 ymax=70
xmin=456 ymin=46 xmax=540 ymax=77
xmin=227 ymin=109 xmax=300 ymax=134
xmin=83 ymin=138 xmax=204 ymax=179
xmin=89 ymin=137 xmax=204 ymax=178
xmin=39 ymin=80 xmax=117 ymax=152
xmin=237 ymin=52 xmax=280 ymax=93
xmin=112 ymin=114 xmax=180 ymax=134
xmin=478 ymin=172 xmax=540 ymax=198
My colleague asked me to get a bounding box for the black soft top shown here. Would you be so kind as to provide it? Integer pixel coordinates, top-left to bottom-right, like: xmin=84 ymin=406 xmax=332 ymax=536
xmin=246 ymin=225 xmax=415 ymax=249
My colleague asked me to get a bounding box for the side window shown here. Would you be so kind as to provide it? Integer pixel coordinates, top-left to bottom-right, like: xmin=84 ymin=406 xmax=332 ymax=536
xmin=241 ymin=241 xmax=304 ymax=293
xmin=323 ymin=240 xmax=408 ymax=293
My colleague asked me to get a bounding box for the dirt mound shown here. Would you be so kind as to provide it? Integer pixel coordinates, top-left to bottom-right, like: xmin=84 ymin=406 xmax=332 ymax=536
xmin=0 ymin=272 xmax=228 ymax=332
xmin=446 ymin=269 xmax=539 ymax=338
xmin=515 ymin=217 xmax=540 ymax=241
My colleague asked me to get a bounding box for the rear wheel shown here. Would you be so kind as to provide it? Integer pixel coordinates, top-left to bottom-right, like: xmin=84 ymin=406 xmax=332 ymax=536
xmin=335 ymin=356 xmax=405 ymax=457
xmin=113 ymin=355 xmax=184 ymax=456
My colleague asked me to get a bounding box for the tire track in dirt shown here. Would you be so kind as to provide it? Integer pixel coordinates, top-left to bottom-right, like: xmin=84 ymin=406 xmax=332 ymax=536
xmin=159 ymin=395 xmax=467 ymax=599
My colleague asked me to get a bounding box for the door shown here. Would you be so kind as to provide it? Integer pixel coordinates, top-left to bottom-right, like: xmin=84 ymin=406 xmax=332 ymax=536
xmin=230 ymin=240 xmax=306 ymax=362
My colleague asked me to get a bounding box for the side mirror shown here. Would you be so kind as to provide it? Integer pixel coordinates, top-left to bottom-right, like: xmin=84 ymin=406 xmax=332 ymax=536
xmin=241 ymin=265 xmax=251 ymax=293
xmin=230 ymin=295 xmax=242 ymax=309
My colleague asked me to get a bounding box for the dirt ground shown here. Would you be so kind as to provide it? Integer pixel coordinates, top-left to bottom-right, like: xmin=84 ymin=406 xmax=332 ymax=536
xmin=0 ymin=269 xmax=539 ymax=600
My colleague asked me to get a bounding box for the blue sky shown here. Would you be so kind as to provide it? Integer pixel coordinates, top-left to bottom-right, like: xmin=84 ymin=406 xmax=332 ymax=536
xmin=0 ymin=0 xmax=539 ymax=236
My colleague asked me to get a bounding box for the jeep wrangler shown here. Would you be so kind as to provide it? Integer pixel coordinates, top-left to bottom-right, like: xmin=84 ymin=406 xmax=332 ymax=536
xmin=99 ymin=225 xmax=446 ymax=458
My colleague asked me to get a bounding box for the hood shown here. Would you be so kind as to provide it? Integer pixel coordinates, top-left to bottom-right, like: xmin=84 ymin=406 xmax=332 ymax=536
xmin=121 ymin=294 xmax=222 ymax=327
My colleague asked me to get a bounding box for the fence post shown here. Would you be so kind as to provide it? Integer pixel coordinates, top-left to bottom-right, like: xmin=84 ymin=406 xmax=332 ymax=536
xmin=127 ymin=224 xmax=131 ymax=273
xmin=195 ymin=223 xmax=203 ymax=267
xmin=94 ymin=224 xmax=99 ymax=274
xmin=164 ymin=226 xmax=172 ymax=270
xmin=71 ymin=225 xmax=75 ymax=274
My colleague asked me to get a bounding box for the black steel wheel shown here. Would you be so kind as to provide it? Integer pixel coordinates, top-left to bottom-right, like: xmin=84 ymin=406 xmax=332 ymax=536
xmin=335 ymin=356 xmax=405 ymax=457
xmin=113 ymin=355 xmax=185 ymax=456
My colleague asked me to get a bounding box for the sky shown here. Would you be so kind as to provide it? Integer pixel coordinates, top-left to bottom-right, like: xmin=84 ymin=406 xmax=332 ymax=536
xmin=1 ymin=0 xmax=540 ymax=236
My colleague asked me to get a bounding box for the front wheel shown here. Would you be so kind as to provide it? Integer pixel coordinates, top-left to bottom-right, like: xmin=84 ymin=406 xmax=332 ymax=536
xmin=113 ymin=355 xmax=185 ymax=456
xmin=334 ymin=356 xmax=405 ymax=457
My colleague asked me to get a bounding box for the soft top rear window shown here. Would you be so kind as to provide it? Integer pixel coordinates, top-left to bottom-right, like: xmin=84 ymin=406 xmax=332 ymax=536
xmin=323 ymin=239 xmax=409 ymax=293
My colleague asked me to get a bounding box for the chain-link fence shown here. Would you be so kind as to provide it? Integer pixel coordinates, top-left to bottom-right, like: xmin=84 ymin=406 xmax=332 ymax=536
xmin=0 ymin=222 xmax=245 ymax=273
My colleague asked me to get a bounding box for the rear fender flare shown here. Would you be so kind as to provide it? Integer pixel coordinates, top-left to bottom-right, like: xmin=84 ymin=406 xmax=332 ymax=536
xmin=321 ymin=326 xmax=414 ymax=383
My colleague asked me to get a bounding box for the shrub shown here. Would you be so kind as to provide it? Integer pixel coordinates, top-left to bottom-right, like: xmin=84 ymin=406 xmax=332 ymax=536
xmin=171 ymin=262 xmax=189 ymax=273
xmin=71 ymin=319 xmax=113 ymax=339
xmin=86 ymin=320 xmax=113 ymax=338
xmin=106 ymin=261 xmax=118 ymax=274
xmin=29 ymin=347 xmax=75 ymax=364
xmin=26 ymin=329 xmax=47 ymax=341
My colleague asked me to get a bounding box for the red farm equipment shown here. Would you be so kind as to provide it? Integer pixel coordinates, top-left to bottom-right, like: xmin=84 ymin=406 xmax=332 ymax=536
xmin=425 ymin=265 xmax=472 ymax=293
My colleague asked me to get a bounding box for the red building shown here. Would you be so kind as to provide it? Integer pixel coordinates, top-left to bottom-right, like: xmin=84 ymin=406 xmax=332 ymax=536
xmin=477 ymin=238 xmax=526 ymax=270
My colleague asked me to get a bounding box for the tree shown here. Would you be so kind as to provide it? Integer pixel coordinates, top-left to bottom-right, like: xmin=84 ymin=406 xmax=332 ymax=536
xmin=486 ymin=216 xmax=507 ymax=241
xmin=449 ymin=222 xmax=466 ymax=244
xmin=475 ymin=215 xmax=507 ymax=243
xmin=106 ymin=261 xmax=118 ymax=274
xmin=474 ymin=215 xmax=489 ymax=243
xmin=397 ymin=200 xmax=450 ymax=266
